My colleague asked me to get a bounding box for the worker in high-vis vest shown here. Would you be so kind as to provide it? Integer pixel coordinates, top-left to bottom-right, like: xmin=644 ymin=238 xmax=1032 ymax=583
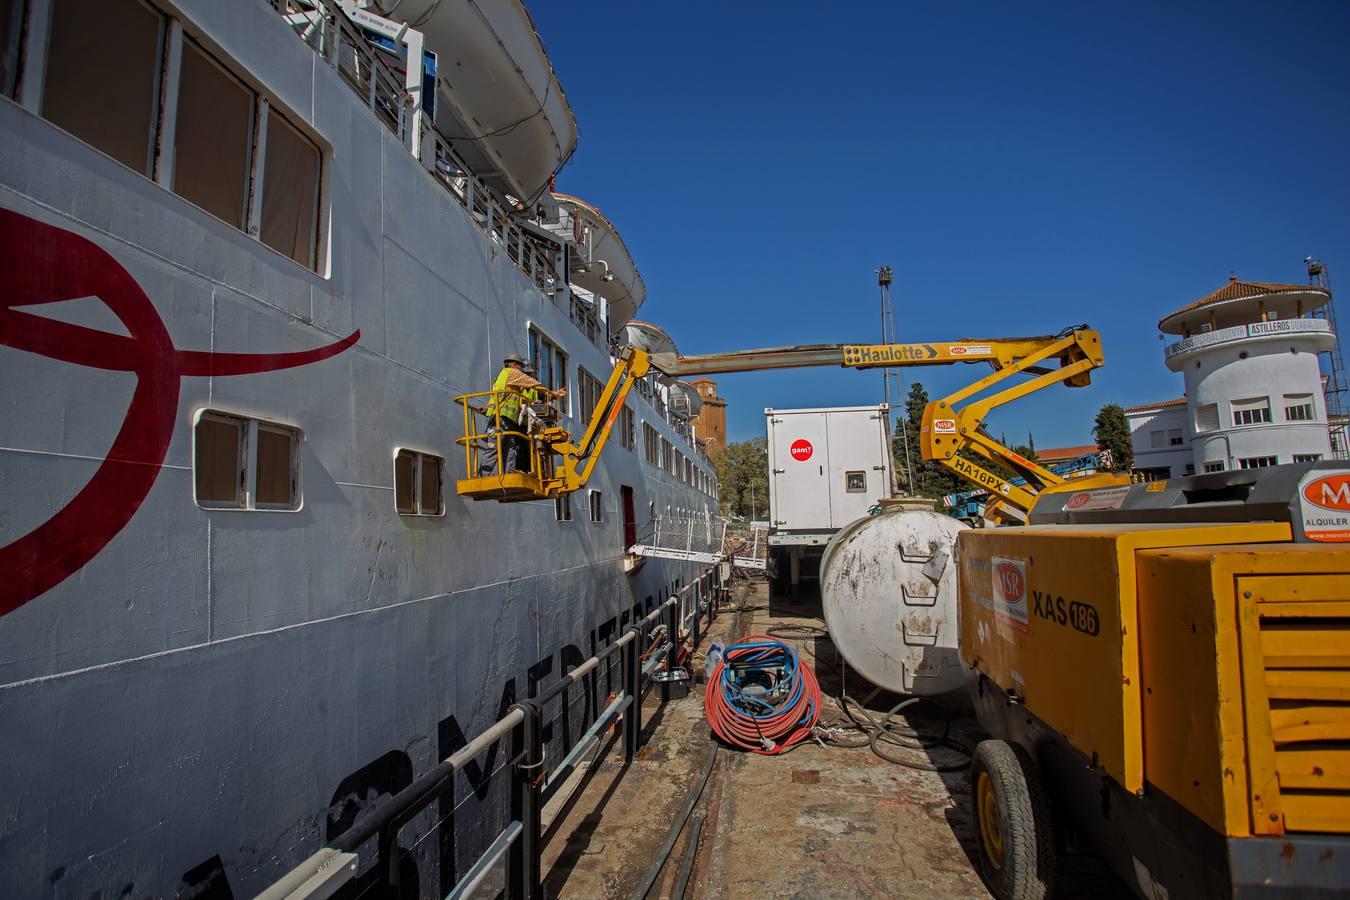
xmin=479 ymin=351 xmax=566 ymax=475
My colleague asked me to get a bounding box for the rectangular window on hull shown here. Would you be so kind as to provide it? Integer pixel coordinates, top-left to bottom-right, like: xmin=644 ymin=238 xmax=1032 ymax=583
xmin=194 ymin=411 xmax=300 ymax=510
xmin=589 ymin=490 xmax=603 ymax=522
xmin=33 ymin=0 xmax=327 ymax=271
xmin=174 ymin=37 xmax=253 ymax=229
xmin=577 ymin=366 xmax=603 ymax=425
xmin=619 ymin=405 xmax=636 ymax=451
xmin=643 ymin=422 xmax=659 ymax=465
xmin=1293 ymin=453 xmax=1322 ymax=463
xmin=394 ymin=449 xmax=444 ymax=516
xmin=43 ymin=0 xmax=163 ymax=174
xmin=528 ymin=327 xmax=568 ymax=416
xmin=555 ymin=494 xmax=572 ymax=522
xmin=1238 ymin=456 xmax=1278 ymax=469
xmin=259 ymin=106 xmax=322 ymax=269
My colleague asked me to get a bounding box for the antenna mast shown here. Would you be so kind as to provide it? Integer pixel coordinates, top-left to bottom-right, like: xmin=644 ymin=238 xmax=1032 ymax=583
xmin=1307 ymin=257 xmax=1347 ymax=458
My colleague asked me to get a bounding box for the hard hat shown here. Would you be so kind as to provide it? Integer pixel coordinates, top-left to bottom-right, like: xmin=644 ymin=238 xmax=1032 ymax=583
xmin=503 ymin=351 xmax=526 ymax=365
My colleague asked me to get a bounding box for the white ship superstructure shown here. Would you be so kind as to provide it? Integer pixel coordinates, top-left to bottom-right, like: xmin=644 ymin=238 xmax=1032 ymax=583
xmin=0 ymin=1 xmax=718 ymax=896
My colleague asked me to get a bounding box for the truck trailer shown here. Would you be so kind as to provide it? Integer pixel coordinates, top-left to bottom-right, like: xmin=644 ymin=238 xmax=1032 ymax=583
xmin=764 ymin=404 xmax=894 ymax=591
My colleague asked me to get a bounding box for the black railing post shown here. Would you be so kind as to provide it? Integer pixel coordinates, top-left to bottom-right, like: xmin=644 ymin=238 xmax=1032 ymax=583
xmin=622 ymin=625 xmax=641 ymax=758
xmin=691 ymin=583 xmax=702 ymax=651
xmin=521 ymin=701 xmax=544 ymax=900
xmin=506 ymin=706 xmax=529 ymax=900
xmin=665 ymin=598 xmax=679 ymax=675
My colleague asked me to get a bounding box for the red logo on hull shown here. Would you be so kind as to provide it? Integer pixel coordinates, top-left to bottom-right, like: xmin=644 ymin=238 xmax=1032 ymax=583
xmin=0 ymin=209 xmax=359 ymax=616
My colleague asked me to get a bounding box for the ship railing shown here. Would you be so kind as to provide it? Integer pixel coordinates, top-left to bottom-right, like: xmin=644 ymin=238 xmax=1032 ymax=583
xmin=269 ymin=1 xmax=569 ymax=330
xmin=270 ymin=0 xmax=410 ymax=145
xmin=629 ymin=514 xmax=729 ymax=565
xmin=257 ymin=572 xmax=729 ymax=900
xmin=454 ymin=390 xmax=553 ymax=485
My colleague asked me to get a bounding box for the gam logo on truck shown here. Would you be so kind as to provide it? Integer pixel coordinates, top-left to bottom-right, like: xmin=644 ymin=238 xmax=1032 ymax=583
xmin=790 ymin=439 xmax=814 ymax=461
xmin=1303 ymin=472 xmax=1350 ymax=510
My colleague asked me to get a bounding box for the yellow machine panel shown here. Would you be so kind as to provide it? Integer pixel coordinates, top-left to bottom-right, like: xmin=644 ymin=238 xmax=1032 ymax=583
xmin=1136 ymin=543 xmax=1350 ymax=838
xmin=958 ymin=521 xmax=1291 ymax=792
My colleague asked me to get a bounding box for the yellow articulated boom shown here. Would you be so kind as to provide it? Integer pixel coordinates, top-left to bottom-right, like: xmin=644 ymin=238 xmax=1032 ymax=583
xmin=454 ymin=324 xmax=1126 ymax=514
xmin=669 ymin=325 xmax=1127 ymax=522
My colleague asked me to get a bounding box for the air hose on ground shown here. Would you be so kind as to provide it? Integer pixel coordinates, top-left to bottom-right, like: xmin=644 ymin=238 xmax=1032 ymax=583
xmin=764 ymin=623 xmax=972 ymax=772
xmin=705 ymin=636 xmax=820 ymax=755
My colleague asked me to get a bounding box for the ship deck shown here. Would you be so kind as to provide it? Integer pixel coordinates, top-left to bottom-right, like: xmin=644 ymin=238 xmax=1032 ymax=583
xmin=538 ymin=581 xmax=1135 ymax=898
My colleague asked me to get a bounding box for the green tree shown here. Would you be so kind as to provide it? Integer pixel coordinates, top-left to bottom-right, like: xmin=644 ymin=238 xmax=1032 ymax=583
xmin=1093 ymin=403 xmax=1134 ymax=472
xmin=713 ymin=437 xmax=770 ymax=519
xmin=894 ymin=382 xmax=962 ymax=498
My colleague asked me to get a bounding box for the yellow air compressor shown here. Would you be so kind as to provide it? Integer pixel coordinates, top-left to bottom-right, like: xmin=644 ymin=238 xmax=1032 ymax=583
xmin=958 ymin=463 xmax=1350 ymax=899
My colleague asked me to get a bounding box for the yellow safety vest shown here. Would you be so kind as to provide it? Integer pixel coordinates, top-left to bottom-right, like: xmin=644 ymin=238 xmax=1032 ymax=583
xmin=487 ymin=367 xmax=523 ymax=423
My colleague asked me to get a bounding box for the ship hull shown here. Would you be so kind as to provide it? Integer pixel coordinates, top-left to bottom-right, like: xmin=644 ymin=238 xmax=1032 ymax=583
xmin=0 ymin=3 xmax=715 ymax=895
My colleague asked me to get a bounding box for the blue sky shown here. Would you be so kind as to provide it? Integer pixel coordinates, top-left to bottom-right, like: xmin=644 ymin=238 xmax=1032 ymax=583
xmin=531 ymin=1 xmax=1350 ymax=448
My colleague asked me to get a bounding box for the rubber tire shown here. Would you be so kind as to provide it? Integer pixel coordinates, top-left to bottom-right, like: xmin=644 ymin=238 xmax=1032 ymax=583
xmin=970 ymin=739 xmax=1058 ymax=900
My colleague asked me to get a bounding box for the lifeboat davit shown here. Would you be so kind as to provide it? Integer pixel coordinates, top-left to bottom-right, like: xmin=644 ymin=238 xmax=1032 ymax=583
xmin=379 ymin=0 xmax=578 ymax=204
xmin=554 ymin=193 xmax=647 ymax=332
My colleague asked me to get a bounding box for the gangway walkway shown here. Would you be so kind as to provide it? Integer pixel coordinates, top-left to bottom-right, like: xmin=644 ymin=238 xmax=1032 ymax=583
xmin=629 ymin=515 xmax=770 ymax=571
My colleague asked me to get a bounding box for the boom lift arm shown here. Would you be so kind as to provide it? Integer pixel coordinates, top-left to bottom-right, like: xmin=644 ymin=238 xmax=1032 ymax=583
xmin=664 ymin=327 xmax=1125 ymax=522
xmin=455 ymin=326 xmax=1124 ymax=520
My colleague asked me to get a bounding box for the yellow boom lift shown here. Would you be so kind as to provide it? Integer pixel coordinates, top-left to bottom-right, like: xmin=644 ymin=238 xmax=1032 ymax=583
xmin=455 ymin=325 xmax=1126 ymax=515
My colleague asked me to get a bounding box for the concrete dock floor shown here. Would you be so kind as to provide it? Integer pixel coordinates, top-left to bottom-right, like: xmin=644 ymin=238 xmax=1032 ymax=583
xmin=539 ymin=580 xmax=1134 ymax=898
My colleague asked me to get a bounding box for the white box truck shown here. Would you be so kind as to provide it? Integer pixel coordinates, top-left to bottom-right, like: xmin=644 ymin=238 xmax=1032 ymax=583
xmin=765 ymin=404 xmax=894 ymax=591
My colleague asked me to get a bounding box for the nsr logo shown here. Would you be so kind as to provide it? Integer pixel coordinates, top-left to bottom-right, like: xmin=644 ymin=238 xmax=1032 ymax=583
xmin=1030 ymin=590 xmax=1101 ymax=637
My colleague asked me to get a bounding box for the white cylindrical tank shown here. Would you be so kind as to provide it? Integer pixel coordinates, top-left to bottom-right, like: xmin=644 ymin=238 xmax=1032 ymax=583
xmin=820 ymin=508 xmax=970 ymax=696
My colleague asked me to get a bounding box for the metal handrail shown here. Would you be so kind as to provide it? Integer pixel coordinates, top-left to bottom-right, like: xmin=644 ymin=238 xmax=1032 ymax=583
xmin=259 ymin=574 xmax=729 ymax=899
xmin=454 ymin=389 xmax=550 ymax=482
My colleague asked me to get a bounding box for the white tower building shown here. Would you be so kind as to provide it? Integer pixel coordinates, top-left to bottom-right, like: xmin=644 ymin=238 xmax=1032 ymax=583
xmin=1140 ymin=277 xmax=1335 ymax=475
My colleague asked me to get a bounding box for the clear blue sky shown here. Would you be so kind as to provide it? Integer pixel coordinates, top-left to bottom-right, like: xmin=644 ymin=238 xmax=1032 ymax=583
xmin=531 ymin=1 xmax=1350 ymax=448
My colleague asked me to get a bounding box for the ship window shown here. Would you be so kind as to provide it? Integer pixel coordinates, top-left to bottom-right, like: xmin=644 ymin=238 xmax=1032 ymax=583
xmin=577 ymin=366 xmax=603 ymax=423
xmin=662 ymin=439 xmax=673 ymax=474
xmin=259 ymin=105 xmax=321 ymax=270
xmin=194 ymin=411 xmax=301 ymax=510
xmin=1 ymin=0 xmax=18 ymax=96
xmin=528 ymin=327 xmax=568 ymax=415
xmin=643 ymin=422 xmax=659 ymax=465
xmin=619 ymin=405 xmax=636 ymax=451
xmin=845 ymin=471 xmax=866 ymax=492
xmin=42 ymin=0 xmax=164 ymax=175
xmin=589 ymin=490 xmax=603 ymax=522
xmin=394 ymin=449 xmax=444 ymax=516
xmin=174 ymin=37 xmax=253 ymax=229
xmin=555 ymin=494 xmax=572 ymax=522
xmin=195 ymin=413 xmax=244 ymax=506
xmin=672 ymin=448 xmax=682 ymax=478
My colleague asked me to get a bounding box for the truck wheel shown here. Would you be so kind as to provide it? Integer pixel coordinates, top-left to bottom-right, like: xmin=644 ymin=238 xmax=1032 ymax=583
xmin=970 ymin=739 xmax=1057 ymax=900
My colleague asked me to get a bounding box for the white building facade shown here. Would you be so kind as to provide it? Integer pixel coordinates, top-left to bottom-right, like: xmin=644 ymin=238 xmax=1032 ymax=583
xmin=1126 ymin=278 xmax=1337 ymax=477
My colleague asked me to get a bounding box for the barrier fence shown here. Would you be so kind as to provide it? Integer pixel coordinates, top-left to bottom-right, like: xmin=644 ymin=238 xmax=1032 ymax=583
xmin=259 ymin=568 xmax=728 ymax=900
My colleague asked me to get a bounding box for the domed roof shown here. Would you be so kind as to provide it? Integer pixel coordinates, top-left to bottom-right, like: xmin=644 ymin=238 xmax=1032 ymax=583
xmin=1159 ymin=277 xmax=1330 ymax=334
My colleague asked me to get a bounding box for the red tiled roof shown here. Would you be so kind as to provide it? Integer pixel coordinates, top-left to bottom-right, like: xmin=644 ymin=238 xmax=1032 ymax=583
xmin=1159 ymin=278 xmax=1330 ymax=328
xmin=1122 ymin=397 xmax=1187 ymax=414
xmin=1037 ymin=444 xmax=1099 ymax=462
